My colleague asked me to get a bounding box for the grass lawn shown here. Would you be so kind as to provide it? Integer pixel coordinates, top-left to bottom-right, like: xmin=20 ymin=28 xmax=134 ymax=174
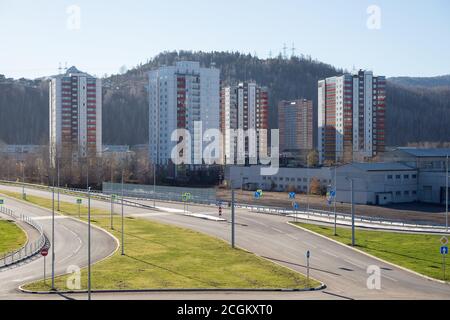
xmin=294 ymin=222 xmax=450 ymax=281
xmin=0 ymin=219 xmax=27 ymax=256
xmin=0 ymin=190 xmax=110 ymax=217
xmin=1 ymin=190 xmax=317 ymax=291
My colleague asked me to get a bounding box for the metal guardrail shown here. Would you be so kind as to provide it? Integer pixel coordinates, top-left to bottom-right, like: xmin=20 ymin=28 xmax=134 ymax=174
xmin=0 ymin=180 xmax=447 ymax=232
xmin=0 ymin=206 xmax=46 ymax=268
xmin=241 ymin=204 xmax=448 ymax=232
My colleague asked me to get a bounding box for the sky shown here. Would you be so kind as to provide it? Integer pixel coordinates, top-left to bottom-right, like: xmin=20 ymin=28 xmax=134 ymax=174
xmin=0 ymin=0 xmax=449 ymax=79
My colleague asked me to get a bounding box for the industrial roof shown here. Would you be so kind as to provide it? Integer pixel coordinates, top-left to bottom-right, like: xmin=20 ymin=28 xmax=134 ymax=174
xmin=396 ymin=148 xmax=450 ymax=158
xmin=348 ymin=162 xmax=415 ymax=172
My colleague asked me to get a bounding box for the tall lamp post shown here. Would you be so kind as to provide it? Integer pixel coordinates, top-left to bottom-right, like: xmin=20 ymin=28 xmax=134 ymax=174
xmin=446 ymin=155 xmax=448 ymax=233
xmin=87 ymin=186 xmax=91 ymax=300
xmin=121 ymin=170 xmax=125 ymax=256
xmin=346 ymin=177 xmax=355 ymax=246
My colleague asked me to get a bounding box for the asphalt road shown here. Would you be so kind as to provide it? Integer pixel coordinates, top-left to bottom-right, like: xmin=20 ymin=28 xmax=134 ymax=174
xmin=0 ymin=193 xmax=118 ymax=300
xmin=0 ymin=184 xmax=449 ymax=300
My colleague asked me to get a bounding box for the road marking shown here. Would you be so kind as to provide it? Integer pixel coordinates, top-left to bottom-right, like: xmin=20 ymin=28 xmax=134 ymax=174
xmin=286 ymin=234 xmax=299 ymax=241
xmin=12 ymin=276 xmax=34 ymax=282
xmin=303 ymin=241 xmax=317 ymax=249
xmin=322 ymin=250 xmax=339 ymax=258
xmin=31 ymin=216 xmax=68 ymax=221
xmin=343 ymin=259 xmax=365 ymax=269
xmin=382 ymin=274 xmax=399 ymax=282
xmin=271 ymin=227 xmax=284 ymax=234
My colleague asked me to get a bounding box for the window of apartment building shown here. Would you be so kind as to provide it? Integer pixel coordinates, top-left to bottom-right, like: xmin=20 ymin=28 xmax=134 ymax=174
xmin=404 ymin=191 xmax=410 ymax=196
xmin=396 ymin=175 xmax=401 ymax=179
xmin=412 ymin=190 xmax=417 ymax=195
xmin=404 ymin=174 xmax=409 ymax=179
xmin=387 ymin=175 xmax=393 ymax=180
xmin=412 ymin=174 xmax=417 ymax=179
xmin=396 ymin=191 xmax=401 ymax=196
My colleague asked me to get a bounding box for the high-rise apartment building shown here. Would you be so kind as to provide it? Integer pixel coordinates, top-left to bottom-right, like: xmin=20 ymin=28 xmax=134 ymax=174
xmin=278 ymin=99 xmax=313 ymax=152
xmin=220 ymin=82 xmax=269 ymax=164
xmin=148 ymin=61 xmax=220 ymax=166
xmin=318 ymin=70 xmax=386 ymax=164
xmin=49 ymin=66 xmax=102 ymax=165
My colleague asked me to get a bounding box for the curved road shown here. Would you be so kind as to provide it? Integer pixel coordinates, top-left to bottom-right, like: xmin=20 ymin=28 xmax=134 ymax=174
xmin=1 ymin=184 xmax=449 ymax=300
xmin=0 ymin=195 xmax=117 ymax=300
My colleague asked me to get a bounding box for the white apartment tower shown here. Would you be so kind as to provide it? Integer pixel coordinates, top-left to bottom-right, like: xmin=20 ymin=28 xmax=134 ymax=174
xmin=318 ymin=70 xmax=386 ymax=164
xmin=148 ymin=61 xmax=220 ymax=167
xmin=49 ymin=66 xmax=102 ymax=166
xmin=220 ymin=82 xmax=269 ymax=164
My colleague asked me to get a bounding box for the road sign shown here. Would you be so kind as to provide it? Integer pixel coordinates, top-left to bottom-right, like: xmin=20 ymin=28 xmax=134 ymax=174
xmin=0 ymin=199 xmax=3 ymax=205
xmin=76 ymin=198 xmax=82 ymax=204
xmin=41 ymin=248 xmax=48 ymax=257
xmin=292 ymin=202 xmax=299 ymax=210
xmin=441 ymin=246 xmax=448 ymax=255
xmin=182 ymin=192 xmax=191 ymax=202
xmin=330 ymin=190 xmax=336 ymax=197
xmin=306 ymin=250 xmax=310 ymax=259
xmin=257 ymin=189 xmax=263 ymax=197
xmin=440 ymin=236 xmax=448 ymax=246
xmin=254 ymin=190 xmax=262 ymax=199
xmin=112 ymin=194 xmax=117 ymax=200
xmin=288 ymin=192 xmax=296 ymax=199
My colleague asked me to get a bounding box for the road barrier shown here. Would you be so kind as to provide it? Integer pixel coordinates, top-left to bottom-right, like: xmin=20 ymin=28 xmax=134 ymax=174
xmin=1 ymin=180 xmax=448 ymax=233
xmin=0 ymin=206 xmax=46 ymax=268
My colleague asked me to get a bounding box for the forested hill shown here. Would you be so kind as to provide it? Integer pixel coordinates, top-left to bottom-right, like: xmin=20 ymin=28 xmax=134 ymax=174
xmin=0 ymin=51 xmax=449 ymax=147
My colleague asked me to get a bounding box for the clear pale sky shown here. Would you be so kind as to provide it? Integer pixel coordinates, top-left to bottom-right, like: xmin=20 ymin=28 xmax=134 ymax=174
xmin=1 ymin=0 xmax=449 ymax=79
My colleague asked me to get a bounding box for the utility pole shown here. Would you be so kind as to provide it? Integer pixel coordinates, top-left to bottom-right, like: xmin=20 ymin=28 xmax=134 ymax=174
xmin=57 ymin=156 xmax=60 ymax=211
xmin=121 ymin=170 xmax=125 ymax=256
xmin=350 ymin=178 xmax=355 ymax=246
xmin=334 ymin=166 xmax=337 ymax=236
xmin=51 ymin=184 xmax=55 ymax=290
xmin=446 ymin=155 xmax=448 ymax=233
xmin=22 ymin=162 xmax=25 ymax=200
xmin=153 ymin=163 xmax=156 ymax=208
xmin=231 ymin=188 xmax=235 ymax=248
xmin=87 ymin=187 xmax=91 ymax=300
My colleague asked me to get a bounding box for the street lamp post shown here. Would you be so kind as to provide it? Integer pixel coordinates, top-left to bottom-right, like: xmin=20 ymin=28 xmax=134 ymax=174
xmin=349 ymin=178 xmax=355 ymax=246
xmin=87 ymin=186 xmax=92 ymax=300
xmin=333 ymin=166 xmax=337 ymax=236
xmin=51 ymin=184 xmax=55 ymax=290
xmin=446 ymin=155 xmax=448 ymax=233
xmin=22 ymin=162 xmax=25 ymax=200
xmin=121 ymin=170 xmax=125 ymax=256
xmin=153 ymin=163 xmax=156 ymax=208
xmin=57 ymin=157 xmax=60 ymax=211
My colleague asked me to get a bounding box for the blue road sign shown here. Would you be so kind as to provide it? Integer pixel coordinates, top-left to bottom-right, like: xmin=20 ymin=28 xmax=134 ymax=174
xmin=441 ymin=246 xmax=448 ymax=255
xmin=292 ymin=202 xmax=299 ymax=210
xmin=330 ymin=190 xmax=336 ymax=197
xmin=254 ymin=191 xmax=262 ymax=199
xmin=288 ymin=192 xmax=296 ymax=199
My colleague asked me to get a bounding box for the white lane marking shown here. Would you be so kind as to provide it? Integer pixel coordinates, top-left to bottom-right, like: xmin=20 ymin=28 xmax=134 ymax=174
xmin=31 ymin=216 xmax=68 ymax=221
xmin=382 ymin=274 xmax=399 ymax=282
xmin=322 ymin=250 xmax=339 ymax=258
xmin=12 ymin=276 xmax=34 ymax=282
xmin=286 ymin=234 xmax=299 ymax=241
xmin=344 ymin=259 xmax=366 ymax=269
xmin=303 ymin=241 xmax=318 ymax=249
xmin=58 ymin=225 xmax=83 ymax=264
xmin=271 ymin=227 xmax=284 ymax=234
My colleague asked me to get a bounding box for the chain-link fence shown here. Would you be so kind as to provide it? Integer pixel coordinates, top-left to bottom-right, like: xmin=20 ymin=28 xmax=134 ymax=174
xmin=102 ymin=182 xmax=217 ymax=205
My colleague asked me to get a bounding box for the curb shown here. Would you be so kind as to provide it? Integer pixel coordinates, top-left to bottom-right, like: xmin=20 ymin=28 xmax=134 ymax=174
xmin=19 ymin=285 xmax=327 ymax=295
xmin=8 ymin=190 xmax=324 ymax=295
xmin=287 ymin=221 xmax=449 ymax=285
xmin=0 ymin=192 xmax=120 ymax=290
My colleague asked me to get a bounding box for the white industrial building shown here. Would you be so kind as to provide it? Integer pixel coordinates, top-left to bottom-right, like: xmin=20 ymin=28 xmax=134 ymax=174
xmin=335 ymin=162 xmax=418 ymax=205
xmin=336 ymin=148 xmax=450 ymax=205
xmin=225 ymin=165 xmax=332 ymax=192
